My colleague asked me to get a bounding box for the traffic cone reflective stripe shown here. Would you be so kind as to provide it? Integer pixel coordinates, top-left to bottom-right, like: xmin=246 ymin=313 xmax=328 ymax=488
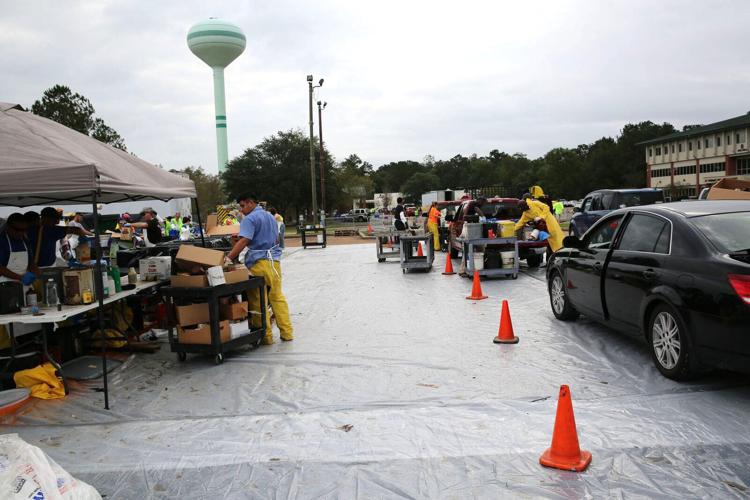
xmin=493 ymin=300 xmax=519 ymax=344
xmin=442 ymin=256 xmax=455 ymax=275
xmin=539 ymin=385 xmax=592 ymax=472
xmin=417 ymin=242 xmax=424 ymax=257
xmin=466 ymin=271 xmax=488 ymax=300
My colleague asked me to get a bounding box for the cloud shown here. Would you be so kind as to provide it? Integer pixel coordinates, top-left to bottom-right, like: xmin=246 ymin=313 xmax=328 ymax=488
xmin=1 ymin=0 xmax=748 ymax=174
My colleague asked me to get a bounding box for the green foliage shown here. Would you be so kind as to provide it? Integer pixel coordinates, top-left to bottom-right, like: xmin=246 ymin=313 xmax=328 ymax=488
xmin=401 ymin=172 xmax=440 ymax=201
xmin=177 ymin=167 xmax=225 ymax=221
xmin=31 ymin=84 xmax=127 ymax=150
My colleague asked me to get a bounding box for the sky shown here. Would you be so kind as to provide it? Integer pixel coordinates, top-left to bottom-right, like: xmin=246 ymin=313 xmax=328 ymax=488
xmin=1 ymin=0 xmax=749 ymax=175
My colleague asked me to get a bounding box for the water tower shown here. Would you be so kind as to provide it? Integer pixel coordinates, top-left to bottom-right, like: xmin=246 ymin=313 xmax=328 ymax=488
xmin=187 ymin=18 xmax=246 ymax=173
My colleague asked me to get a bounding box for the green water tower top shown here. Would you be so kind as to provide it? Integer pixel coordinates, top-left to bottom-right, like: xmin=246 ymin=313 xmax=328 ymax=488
xmin=187 ymin=18 xmax=246 ymax=68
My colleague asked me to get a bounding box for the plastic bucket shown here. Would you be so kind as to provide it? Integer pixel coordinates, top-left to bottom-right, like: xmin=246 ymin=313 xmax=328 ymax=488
xmin=501 ymin=251 xmax=515 ymax=268
xmin=499 ymin=221 xmax=515 ymax=238
xmin=474 ymin=252 xmax=485 ymax=271
xmin=316 ymin=234 xmax=324 ymax=244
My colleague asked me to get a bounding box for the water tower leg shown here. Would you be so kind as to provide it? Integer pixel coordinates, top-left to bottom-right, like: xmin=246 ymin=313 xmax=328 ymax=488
xmin=212 ymin=67 xmax=229 ymax=173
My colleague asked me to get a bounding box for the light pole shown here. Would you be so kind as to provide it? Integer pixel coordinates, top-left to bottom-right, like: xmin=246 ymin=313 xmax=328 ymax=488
xmin=307 ymin=75 xmax=323 ymax=222
xmin=317 ymin=100 xmax=327 ymax=213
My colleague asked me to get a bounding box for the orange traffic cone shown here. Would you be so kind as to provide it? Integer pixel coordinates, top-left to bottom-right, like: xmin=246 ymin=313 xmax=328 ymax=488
xmin=368 ymin=223 xmax=374 ymax=234
xmin=442 ymin=255 xmax=455 ymax=275
xmin=539 ymin=385 xmax=592 ymax=472
xmin=493 ymin=300 xmax=519 ymax=344
xmin=417 ymin=241 xmax=424 ymax=257
xmin=466 ymin=271 xmax=488 ymax=300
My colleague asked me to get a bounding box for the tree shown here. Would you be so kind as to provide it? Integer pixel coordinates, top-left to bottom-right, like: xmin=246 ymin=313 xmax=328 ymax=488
xmin=371 ymin=160 xmax=426 ymax=192
xmin=176 ymin=167 xmax=225 ymax=221
xmin=222 ymin=129 xmax=336 ymax=220
xmin=401 ymin=172 xmax=440 ymax=202
xmin=31 ymin=84 xmax=127 ymax=150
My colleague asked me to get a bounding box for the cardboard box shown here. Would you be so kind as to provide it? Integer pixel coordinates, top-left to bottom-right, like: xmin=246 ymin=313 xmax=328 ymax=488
xmin=221 ymin=301 xmax=248 ymax=321
xmin=207 ymin=266 xmax=226 ymax=287
xmin=170 ymin=274 xmax=209 ymax=288
xmin=139 ymin=256 xmax=172 ymax=280
xmin=175 ymin=245 xmax=225 ymax=268
xmin=175 ymin=303 xmax=210 ymax=326
xmin=706 ymin=178 xmax=750 ymax=200
xmin=224 ymin=265 xmax=249 ymax=284
xmin=177 ymin=320 xmax=230 ymax=345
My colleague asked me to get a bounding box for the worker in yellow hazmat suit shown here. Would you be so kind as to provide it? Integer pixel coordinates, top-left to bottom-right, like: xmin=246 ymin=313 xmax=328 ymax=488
xmin=426 ymin=202 xmax=441 ymax=252
xmin=515 ymin=198 xmax=564 ymax=253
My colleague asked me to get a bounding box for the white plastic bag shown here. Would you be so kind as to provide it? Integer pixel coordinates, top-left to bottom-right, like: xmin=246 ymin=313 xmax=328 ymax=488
xmin=0 ymin=434 xmax=101 ymax=500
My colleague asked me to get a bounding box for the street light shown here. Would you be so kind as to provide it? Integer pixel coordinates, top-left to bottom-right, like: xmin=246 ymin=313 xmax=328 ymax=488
xmin=307 ymin=75 xmax=324 ymax=222
xmin=317 ymin=100 xmax=328 ymax=213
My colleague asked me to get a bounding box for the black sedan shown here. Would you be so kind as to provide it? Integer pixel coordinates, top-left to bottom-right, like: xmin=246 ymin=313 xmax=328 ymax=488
xmin=546 ymin=201 xmax=750 ymax=380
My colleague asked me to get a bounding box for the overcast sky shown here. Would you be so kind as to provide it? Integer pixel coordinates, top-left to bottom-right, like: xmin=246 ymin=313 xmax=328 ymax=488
xmin=2 ymin=0 xmax=749 ymax=174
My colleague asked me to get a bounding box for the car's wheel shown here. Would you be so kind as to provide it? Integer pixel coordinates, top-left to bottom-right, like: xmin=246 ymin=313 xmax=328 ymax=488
xmin=548 ymin=272 xmax=579 ymax=321
xmin=648 ymin=303 xmax=693 ymax=380
xmin=526 ymin=254 xmax=543 ymax=268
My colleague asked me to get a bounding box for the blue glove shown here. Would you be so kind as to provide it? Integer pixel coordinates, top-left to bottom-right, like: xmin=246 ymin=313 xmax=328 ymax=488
xmin=21 ymin=272 xmax=36 ymax=286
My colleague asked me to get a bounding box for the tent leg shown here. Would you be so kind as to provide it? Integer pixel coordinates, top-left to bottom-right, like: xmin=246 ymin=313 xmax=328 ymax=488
xmin=195 ymin=198 xmax=206 ymax=248
xmin=92 ymin=192 xmax=109 ymax=410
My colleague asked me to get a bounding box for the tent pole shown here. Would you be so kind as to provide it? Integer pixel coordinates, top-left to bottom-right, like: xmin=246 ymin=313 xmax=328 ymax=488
xmin=92 ymin=191 xmax=109 ymax=410
xmin=195 ymin=198 xmax=206 ymax=248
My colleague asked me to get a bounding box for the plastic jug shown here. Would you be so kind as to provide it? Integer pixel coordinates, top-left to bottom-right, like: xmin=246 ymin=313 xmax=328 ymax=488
xmin=45 ymin=279 xmax=59 ymax=307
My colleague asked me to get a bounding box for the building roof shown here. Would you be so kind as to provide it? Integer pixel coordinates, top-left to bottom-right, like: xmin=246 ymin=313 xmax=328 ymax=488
xmin=638 ymin=112 xmax=750 ymax=146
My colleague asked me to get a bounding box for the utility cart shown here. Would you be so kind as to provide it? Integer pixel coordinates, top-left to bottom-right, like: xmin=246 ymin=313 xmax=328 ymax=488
xmin=458 ymin=237 xmax=519 ymax=280
xmin=374 ymin=228 xmax=408 ymax=262
xmin=300 ymin=226 xmax=327 ymax=249
xmin=399 ymin=234 xmax=434 ymax=273
xmin=162 ymin=278 xmax=266 ymax=364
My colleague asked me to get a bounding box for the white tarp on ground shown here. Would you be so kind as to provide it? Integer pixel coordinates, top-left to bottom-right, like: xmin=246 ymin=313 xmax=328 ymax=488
xmin=2 ymin=244 xmax=750 ymax=498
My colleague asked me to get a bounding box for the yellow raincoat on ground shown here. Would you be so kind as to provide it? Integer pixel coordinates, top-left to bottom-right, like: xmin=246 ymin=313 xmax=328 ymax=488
xmin=514 ymin=199 xmax=565 ymax=252
xmin=14 ymin=363 xmax=66 ymax=399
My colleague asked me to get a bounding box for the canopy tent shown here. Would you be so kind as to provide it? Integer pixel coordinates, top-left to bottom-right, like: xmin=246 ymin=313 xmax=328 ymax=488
xmin=0 ymin=102 xmax=196 ymax=206
xmin=0 ymin=102 xmax=200 ymax=410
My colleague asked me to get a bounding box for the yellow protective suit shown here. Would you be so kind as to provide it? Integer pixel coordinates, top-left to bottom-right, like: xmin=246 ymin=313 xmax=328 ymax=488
xmin=14 ymin=363 xmax=65 ymax=399
xmin=514 ymin=199 xmax=564 ymax=252
xmin=249 ymin=259 xmax=293 ymax=344
xmin=426 ymin=207 xmax=441 ymax=251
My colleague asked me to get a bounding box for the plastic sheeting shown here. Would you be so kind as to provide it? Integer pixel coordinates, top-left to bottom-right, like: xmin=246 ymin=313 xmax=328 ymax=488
xmin=2 ymin=243 xmax=750 ymax=498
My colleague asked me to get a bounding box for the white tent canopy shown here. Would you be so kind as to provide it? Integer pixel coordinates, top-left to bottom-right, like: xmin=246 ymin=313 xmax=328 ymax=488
xmin=0 ymin=102 xmax=196 ymax=207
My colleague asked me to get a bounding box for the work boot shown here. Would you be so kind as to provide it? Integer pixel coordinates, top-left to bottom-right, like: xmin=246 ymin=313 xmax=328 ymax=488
xmin=262 ymin=335 xmax=274 ymax=345
xmin=281 ymin=336 xmax=293 ymax=342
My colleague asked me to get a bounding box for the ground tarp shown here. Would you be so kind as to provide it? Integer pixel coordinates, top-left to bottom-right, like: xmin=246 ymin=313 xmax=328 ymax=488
xmin=0 ymin=102 xmax=195 ymax=206
xmin=2 ymin=244 xmax=750 ymax=498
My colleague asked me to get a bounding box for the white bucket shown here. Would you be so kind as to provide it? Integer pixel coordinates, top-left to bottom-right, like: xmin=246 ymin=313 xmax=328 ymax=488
xmin=316 ymin=234 xmax=324 ymax=244
xmin=474 ymin=252 xmax=484 ymax=271
xmin=501 ymin=251 xmax=515 ymax=268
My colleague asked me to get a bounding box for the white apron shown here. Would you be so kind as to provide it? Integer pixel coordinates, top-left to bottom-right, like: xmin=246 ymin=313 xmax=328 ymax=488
xmin=1 ymin=235 xmax=38 ymax=336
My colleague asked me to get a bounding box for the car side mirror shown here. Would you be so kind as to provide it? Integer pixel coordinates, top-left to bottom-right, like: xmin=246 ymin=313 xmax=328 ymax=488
xmin=563 ymin=235 xmax=583 ymax=249
xmin=445 ymin=214 xmax=454 ymax=222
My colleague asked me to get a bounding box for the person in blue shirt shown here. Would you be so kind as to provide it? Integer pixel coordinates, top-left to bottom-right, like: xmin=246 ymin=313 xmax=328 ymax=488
xmin=27 ymin=207 xmax=86 ymax=267
xmin=226 ymin=194 xmax=293 ymax=345
xmin=0 ymin=213 xmax=38 ymax=286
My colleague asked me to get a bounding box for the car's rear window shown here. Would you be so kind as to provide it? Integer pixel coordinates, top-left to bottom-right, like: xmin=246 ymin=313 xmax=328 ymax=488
xmin=613 ymin=191 xmax=664 ymax=208
xmin=483 ymin=203 xmax=522 ymax=219
xmin=690 ymin=212 xmax=750 ymax=253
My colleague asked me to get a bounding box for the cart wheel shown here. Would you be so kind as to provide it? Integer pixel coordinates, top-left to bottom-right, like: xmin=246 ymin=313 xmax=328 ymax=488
xmin=402 ymin=269 xmax=406 ymax=274
xmin=177 ymin=352 xmax=187 ymax=362
xmin=378 ymin=258 xmax=386 ymax=263
xmin=253 ymin=338 xmax=262 ymax=348
xmin=512 ymin=273 xmax=518 ymax=280
xmin=214 ymin=353 xmax=224 ymax=365
xmin=323 ymin=244 xmax=327 ymax=248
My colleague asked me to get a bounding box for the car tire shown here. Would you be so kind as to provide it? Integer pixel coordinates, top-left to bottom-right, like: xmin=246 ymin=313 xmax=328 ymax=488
xmin=548 ymin=272 xmax=579 ymax=321
xmin=526 ymin=254 xmax=543 ymax=268
xmin=648 ymin=303 xmax=694 ymax=380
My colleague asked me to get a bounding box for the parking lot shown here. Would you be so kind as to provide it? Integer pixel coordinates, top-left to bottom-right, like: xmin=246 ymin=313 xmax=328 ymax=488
xmin=5 ymin=243 xmax=750 ymax=498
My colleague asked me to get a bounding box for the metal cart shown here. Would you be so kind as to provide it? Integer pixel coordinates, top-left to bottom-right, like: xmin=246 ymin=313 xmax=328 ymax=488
xmin=399 ymin=234 xmax=434 ymax=273
xmin=374 ymin=228 xmax=408 ymax=262
xmin=458 ymin=237 xmax=519 ymax=280
xmin=162 ymin=278 xmax=267 ymax=364
xmin=300 ymin=227 xmax=327 ymax=249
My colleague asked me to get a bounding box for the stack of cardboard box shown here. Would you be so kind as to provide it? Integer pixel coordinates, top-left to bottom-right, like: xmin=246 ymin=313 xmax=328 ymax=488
xmin=170 ymin=245 xmax=252 ymax=344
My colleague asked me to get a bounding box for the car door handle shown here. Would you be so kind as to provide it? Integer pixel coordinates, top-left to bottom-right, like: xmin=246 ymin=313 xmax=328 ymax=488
xmin=642 ymin=269 xmax=657 ymax=280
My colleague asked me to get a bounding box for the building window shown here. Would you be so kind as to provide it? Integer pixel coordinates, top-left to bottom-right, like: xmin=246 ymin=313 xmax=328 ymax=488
xmin=727 ymin=135 xmax=731 ymax=145
xmin=738 ymin=158 xmax=750 ymax=175
xmin=705 ymin=138 xmax=711 ymax=148
xmin=678 ymin=143 xmax=683 ymax=153
xmin=688 ymin=141 xmax=693 ymax=151
xmin=648 ymin=148 xmax=653 ymax=157
xmin=651 ymin=168 xmax=671 ymax=178
xmin=656 ymin=147 xmax=661 ymax=155
xmin=699 ymin=162 xmax=726 ymax=173
xmin=716 ymin=136 xmax=721 ymax=147
xmin=675 ymin=165 xmax=696 ymax=176
xmin=697 ymin=139 xmax=702 ymax=149
xmin=670 ymin=144 xmax=675 ymax=154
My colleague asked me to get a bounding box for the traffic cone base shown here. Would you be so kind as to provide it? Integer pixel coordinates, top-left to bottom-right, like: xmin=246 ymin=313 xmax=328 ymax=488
xmin=493 ymin=299 xmax=518 ymax=343
xmin=539 ymin=385 xmax=591 ymax=473
xmin=540 ymin=448 xmax=592 ymax=472
xmin=442 ymin=256 xmax=455 ymax=275
xmin=466 ymin=271 xmax=488 ymax=300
